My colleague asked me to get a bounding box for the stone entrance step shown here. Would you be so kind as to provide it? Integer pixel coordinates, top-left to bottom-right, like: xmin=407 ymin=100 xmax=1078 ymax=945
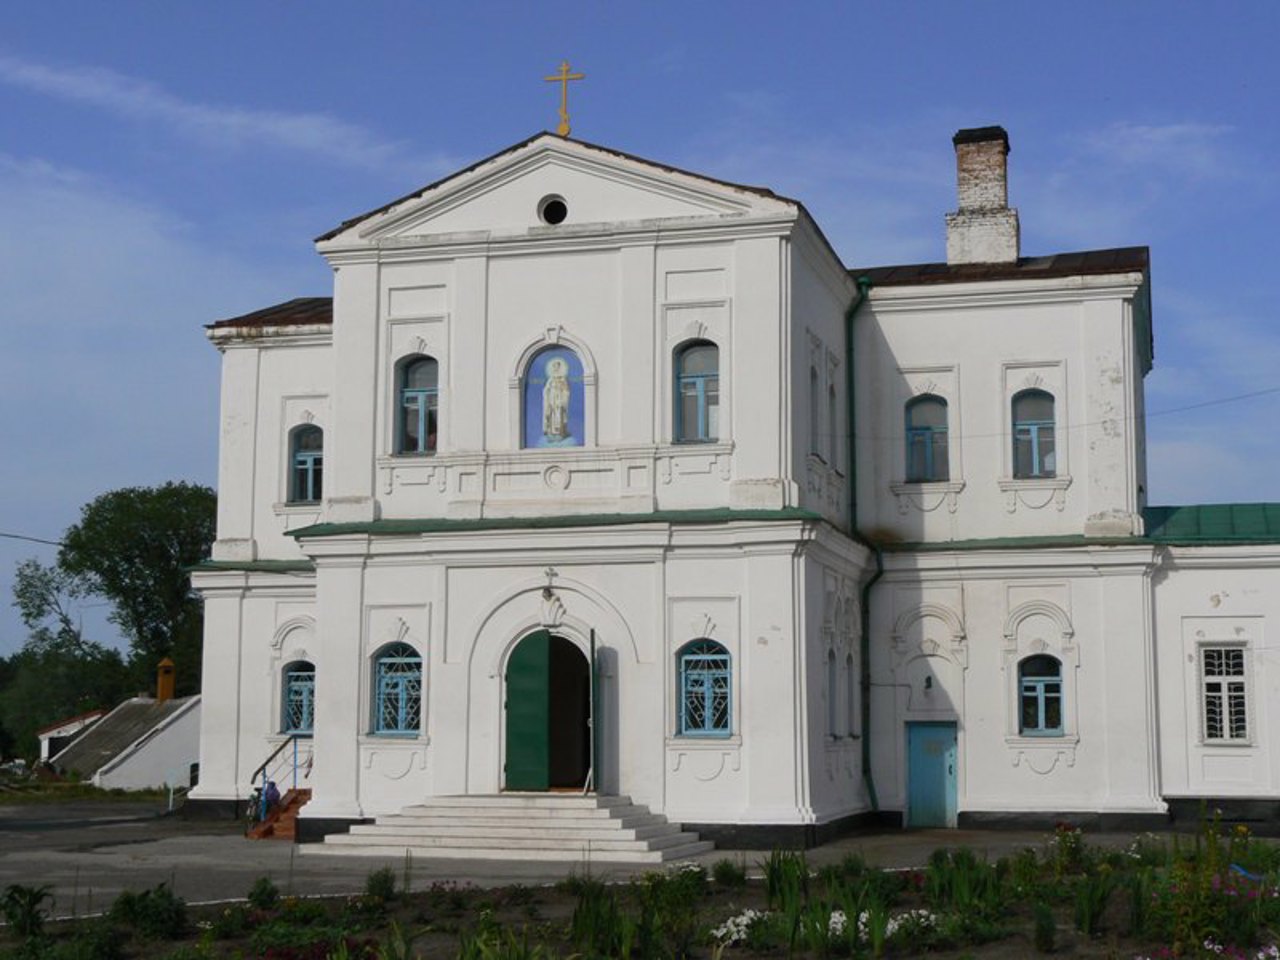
xmin=304 ymin=794 xmax=713 ymax=863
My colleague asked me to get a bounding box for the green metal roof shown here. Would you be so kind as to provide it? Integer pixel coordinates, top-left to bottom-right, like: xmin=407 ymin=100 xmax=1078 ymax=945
xmin=1143 ymin=504 xmax=1280 ymax=544
xmin=290 ymin=507 xmax=823 ymax=540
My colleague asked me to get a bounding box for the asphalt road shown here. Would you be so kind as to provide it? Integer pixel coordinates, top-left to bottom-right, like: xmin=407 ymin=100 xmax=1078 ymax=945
xmin=0 ymin=801 xmax=1135 ymax=919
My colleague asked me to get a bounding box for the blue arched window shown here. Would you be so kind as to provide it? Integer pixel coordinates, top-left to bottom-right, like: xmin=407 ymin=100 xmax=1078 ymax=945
xmin=397 ymin=356 xmax=439 ymax=454
xmin=1019 ymin=655 xmax=1063 ymax=736
xmin=678 ymin=639 xmax=731 ymax=736
xmin=1012 ymin=389 xmax=1055 ymax=478
xmin=373 ymin=643 xmax=423 ymax=735
xmin=289 ymin=426 xmax=323 ymax=503
xmin=282 ymin=661 xmax=315 ymax=734
xmin=674 ymin=341 xmax=719 ymax=443
xmin=905 ymin=395 xmax=948 ymax=482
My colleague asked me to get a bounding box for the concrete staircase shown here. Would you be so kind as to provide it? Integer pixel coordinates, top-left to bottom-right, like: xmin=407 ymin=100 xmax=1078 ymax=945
xmin=308 ymin=794 xmax=714 ymax=863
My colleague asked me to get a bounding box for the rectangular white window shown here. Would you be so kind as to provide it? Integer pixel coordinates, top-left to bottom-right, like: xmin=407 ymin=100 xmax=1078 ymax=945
xmin=1202 ymin=646 xmax=1248 ymax=742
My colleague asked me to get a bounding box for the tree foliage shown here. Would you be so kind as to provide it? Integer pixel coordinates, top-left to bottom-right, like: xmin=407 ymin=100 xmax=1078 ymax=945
xmin=1 ymin=562 xmax=132 ymax=759
xmin=57 ymin=482 xmax=216 ymax=689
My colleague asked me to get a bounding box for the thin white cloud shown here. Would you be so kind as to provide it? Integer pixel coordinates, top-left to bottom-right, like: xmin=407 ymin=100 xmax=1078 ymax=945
xmin=1080 ymin=121 xmax=1237 ymax=180
xmin=0 ymin=54 xmax=450 ymax=178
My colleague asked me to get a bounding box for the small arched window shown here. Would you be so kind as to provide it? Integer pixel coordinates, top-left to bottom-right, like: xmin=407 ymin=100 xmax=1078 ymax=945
xmin=288 ymin=426 xmax=323 ymax=503
xmin=809 ymin=366 xmax=822 ymax=458
xmin=282 ymin=661 xmax=315 ymax=734
xmin=1019 ymin=655 xmax=1063 ymax=736
xmin=678 ymin=639 xmax=730 ymax=736
xmin=674 ymin=341 xmax=719 ymax=443
xmin=1012 ymin=389 xmax=1055 ymax=479
xmin=905 ymin=395 xmax=948 ymax=483
xmin=373 ymin=643 xmax=423 ymax=736
xmin=397 ymin=356 xmax=439 ymax=455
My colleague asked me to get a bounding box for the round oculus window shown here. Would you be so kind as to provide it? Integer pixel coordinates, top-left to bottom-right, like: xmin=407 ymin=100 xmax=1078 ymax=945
xmin=538 ymin=195 xmax=568 ymax=225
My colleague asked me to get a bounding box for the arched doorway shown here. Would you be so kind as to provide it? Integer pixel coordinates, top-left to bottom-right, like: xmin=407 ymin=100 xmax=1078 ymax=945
xmin=504 ymin=630 xmax=591 ymax=790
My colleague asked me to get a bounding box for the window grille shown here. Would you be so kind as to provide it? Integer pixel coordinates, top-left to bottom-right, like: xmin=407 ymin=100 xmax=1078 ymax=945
xmin=283 ymin=662 xmax=315 ymax=733
xmin=678 ymin=639 xmax=730 ymax=736
xmin=374 ymin=643 xmax=423 ymax=735
xmin=1202 ymin=646 xmax=1248 ymax=741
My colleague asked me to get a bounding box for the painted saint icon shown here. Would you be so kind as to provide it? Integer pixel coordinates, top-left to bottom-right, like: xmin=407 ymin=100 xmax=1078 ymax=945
xmin=523 ymin=346 xmax=584 ymax=448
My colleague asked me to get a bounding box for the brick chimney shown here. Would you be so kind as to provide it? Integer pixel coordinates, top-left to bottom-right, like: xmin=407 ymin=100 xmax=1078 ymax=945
xmin=945 ymin=126 xmax=1020 ymax=264
xmin=156 ymin=658 xmax=176 ymax=702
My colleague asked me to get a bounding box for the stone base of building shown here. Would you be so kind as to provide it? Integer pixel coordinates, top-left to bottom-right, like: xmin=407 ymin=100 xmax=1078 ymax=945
xmin=958 ymin=810 xmax=1171 ymax=832
xmin=1165 ymin=797 xmax=1280 ymax=836
xmin=681 ymin=810 xmax=897 ymax=849
xmin=179 ymin=797 xmax=246 ymax=821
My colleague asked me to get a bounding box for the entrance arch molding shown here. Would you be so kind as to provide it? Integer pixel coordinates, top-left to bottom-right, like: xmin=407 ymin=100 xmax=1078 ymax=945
xmin=468 ymin=575 xmax=639 ymax=678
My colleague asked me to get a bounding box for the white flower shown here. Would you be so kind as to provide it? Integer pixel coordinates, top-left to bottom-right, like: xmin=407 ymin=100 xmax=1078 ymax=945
xmin=712 ymin=908 xmax=768 ymax=945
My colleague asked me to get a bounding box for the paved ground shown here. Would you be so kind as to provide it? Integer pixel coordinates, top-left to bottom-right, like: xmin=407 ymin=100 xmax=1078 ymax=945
xmin=0 ymin=801 xmax=1139 ymax=919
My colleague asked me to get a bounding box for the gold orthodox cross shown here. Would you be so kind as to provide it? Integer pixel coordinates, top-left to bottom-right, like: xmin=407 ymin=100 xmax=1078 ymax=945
xmin=544 ymin=60 xmax=584 ymax=137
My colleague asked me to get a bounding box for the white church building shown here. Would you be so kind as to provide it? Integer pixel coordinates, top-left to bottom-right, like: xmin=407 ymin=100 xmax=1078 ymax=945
xmin=188 ymin=126 xmax=1280 ymax=846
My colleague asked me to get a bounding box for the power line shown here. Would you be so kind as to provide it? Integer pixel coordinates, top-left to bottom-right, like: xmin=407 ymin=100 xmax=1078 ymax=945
xmin=0 ymin=532 xmax=64 ymax=547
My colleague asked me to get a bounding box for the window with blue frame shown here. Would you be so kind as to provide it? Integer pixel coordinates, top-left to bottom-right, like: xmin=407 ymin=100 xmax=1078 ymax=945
xmin=397 ymin=356 xmax=439 ymax=454
xmin=282 ymin=661 xmax=315 ymax=734
xmin=678 ymin=639 xmax=731 ymax=736
xmin=1012 ymin=389 xmax=1055 ymax=478
xmin=1018 ymin=655 xmax=1063 ymax=736
xmin=373 ymin=643 xmax=423 ymax=735
xmin=289 ymin=426 xmax=323 ymax=503
xmin=905 ymin=395 xmax=949 ymax=482
xmin=674 ymin=341 xmax=719 ymax=442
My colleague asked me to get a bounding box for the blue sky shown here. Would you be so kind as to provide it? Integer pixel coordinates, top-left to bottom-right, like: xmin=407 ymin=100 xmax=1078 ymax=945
xmin=2 ymin=2 xmax=1278 ymax=655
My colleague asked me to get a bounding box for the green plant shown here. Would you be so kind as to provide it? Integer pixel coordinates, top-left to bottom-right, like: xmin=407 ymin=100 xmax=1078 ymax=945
xmin=711 ymin=858 xmax=746 ymax=890
xmin=2 ymin=884 xmax=53 ymax=939
xmin=1073 ymin=866 xmax=1115 ymax=937
xmin=1032 ymin=900 xmax=1056 ymax=953
xmin=760 ymin=849 xmax=809 ymax=912
xmin=363 ymin=867 xmax=397 ymax=903
xmin=246 ymin=875 xmax=279 ymax=911
xmin=568 ymin=878 xmax=621 ymax=957
xmin=107 ymin=883 xmax=187 ymax=940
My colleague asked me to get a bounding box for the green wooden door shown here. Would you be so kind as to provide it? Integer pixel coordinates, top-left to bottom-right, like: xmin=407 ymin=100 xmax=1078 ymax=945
xmin=505 ymin=630 xmax=551 ymax=790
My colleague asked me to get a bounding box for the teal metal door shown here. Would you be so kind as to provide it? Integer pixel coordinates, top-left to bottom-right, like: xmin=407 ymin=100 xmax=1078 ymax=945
xmin=907 ymin=721 xmax=957 ymax=828
xmin=505 ymin=630 xmax=551 ymax=790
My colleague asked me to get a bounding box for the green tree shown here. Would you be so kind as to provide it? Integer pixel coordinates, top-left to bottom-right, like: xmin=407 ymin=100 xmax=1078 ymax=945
xmin=1 ymin=561 xmax=131 ymax=759
xmin=57 ymin=482 xmax=216 ymax=691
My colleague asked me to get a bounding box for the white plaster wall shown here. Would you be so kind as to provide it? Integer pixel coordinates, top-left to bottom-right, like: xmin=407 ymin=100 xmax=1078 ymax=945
xmin=96 ymin=700 xmax=201 ymax=790
xmin=1154 ymin=547 xmax=1280 ymax=798
xmin=869 ymin=547 xmax=1163 ymax=817
xmin=189 ymin=569 xmax=317 ymax=802
xmin=210 ymin=337 xmax=332 ymax=562
xmin=284 ymin=519 xmax=864 ymax=824
xmin=791 ymin=225 xmax=855 ymax=531
xmin=855 ymin=274 xmax=1148 ymax=543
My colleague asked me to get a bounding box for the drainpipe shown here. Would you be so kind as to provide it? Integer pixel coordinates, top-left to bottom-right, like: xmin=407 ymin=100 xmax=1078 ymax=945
xmin=845 ymin=276 xmax=881 ymax=812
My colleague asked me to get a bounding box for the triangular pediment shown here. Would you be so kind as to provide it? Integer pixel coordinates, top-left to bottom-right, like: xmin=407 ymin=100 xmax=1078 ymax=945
xmin=318 ymin=134 xmax=798 ymax=246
